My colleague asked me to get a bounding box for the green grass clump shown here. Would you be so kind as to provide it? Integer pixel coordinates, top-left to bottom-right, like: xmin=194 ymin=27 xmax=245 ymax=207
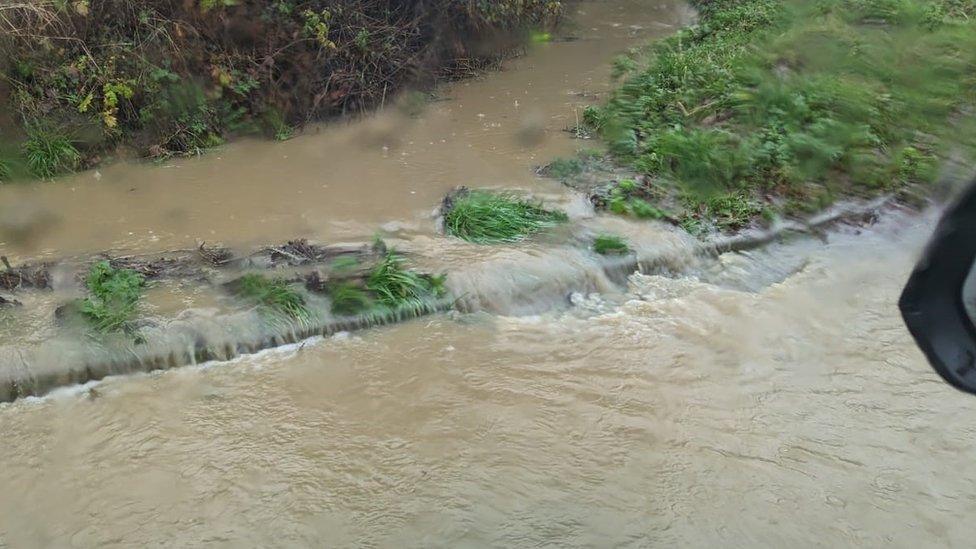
xmin=328 ymin=282 xmax=374 ymax=316
xmin=326 ymin=245 xmax=447 ymax=317
xmin=0 ymin=158 xmax=11 ymax=181
xmin=545 ymin=157 xmax=584 ymax=179
xmin=366 ymin=251 xmax=446 ymax=311
xmin=445 ymin=190 xmax=568 ymax=243
xmin=79 ymin=261 xmax=146 ymax=332
xmin=588 ymin=0 xmax=976 ymax=228
xmin=704 ymin=192 xmax=763 ymax=230
xmin=680 ymin=192 xmax=763 ymax=232
xmin=593 ymin=234 xmax=631 ymax=255
xmin=605 ymin=180 xmax=671 ymax=221
xmin=233 ymin=274 xmax=310 ymax=322
xmin=22 ymin=129 xmax=80 ymax=178
xmin=628 ymin=198 xmax=668 ymax=220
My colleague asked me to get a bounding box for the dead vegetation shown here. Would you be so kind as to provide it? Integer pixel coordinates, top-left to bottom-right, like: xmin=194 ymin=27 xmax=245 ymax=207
xmin=0 ymin=255 xmax=51 ymax=290
xmin=4 ymin=236 xmax=445 ymax=329
xmin=0 ymin=238 xmax=368 ymax=291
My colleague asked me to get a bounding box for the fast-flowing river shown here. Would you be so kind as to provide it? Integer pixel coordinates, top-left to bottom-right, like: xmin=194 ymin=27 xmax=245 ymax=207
xmin=2 ymin=1 xmax=975 ymax=547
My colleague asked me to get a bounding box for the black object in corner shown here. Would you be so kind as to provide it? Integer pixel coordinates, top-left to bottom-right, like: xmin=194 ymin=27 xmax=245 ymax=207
xmin=900 ymin=180 xmax=976 ymax=395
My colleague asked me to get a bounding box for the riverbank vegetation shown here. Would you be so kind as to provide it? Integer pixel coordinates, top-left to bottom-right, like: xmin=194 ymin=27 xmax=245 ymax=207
xmin=583 ymin=0 xmax=976 ymax=233
xmin=365 ymin=250 xmax=446 ymax=312
xmin=2 ymin=237 xmax=450 ymax=331
xmin=229 ymin=274 xmax=312 ymax=323
xmin=443 ymin=189 xmax=568 ymax=243
xmin=229 ymin=246 xmax=445 ymax=320
xmin=0 ymin=0 xmax=561 ymax=179
xmin=78 ymin=261 xmax=146 ymax=332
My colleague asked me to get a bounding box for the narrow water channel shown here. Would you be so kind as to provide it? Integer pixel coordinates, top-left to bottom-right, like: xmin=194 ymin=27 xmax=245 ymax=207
xmin=0 ymin=0 xmax=691 ymax=261
xmin=1 ymin=1 xmax=973 ymax=547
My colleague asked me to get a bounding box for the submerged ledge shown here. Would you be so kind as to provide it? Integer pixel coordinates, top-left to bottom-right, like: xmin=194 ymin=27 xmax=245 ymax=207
xmin=0 ymin=299 xmax=455 ymax=403
xmin=0 ymin=196 xmax=894 ymax=403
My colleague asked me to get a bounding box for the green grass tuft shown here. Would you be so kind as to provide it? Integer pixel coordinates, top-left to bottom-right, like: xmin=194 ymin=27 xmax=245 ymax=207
xmin=327 ymin=244 xmax=447 ymax=317
xmin=366 ymin=251 xmax=446 ymax=311
xmin=704 ymin=192 xmax=763 ymax=230
xmin=593 ymin=234 xmax=631 ymax=255
xmin=328 ymin=282 xmax=374 ymax=316
xmin=604 ymin=180 xmax=671 ymax=221
xmin=680 ymin=191 xmax=763 ymax=232
xmin=0 ymin=158 xmax=11 ymax=181
xmin=79 ymin=261 xmax=146 ymax=332
xmin=628 ymin=198 xmax=667 ymax=220
xmin=233 ymin=274 xmax=310 ymax=322
xmin=22 ymin=128 xmax=80 ymax=178
xmin=444 ymin=190 xmax=568 ymax=243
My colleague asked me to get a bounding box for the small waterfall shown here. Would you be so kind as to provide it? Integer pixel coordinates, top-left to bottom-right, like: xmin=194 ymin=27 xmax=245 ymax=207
xmin=0 ymin=197 xmax=893 ymax=402
xmin=0 ymin=299 xmax=453 ymax=402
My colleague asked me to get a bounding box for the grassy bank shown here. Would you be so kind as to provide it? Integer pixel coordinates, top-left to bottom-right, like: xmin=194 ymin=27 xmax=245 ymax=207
xmin=0 ymin=0 xmax=561 ymax=180
xmin=584 ymin=0 xmax=976 ymax=234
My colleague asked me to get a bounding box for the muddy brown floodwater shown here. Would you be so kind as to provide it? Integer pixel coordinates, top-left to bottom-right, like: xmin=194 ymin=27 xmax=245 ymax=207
xmin=0 ymin=0 xmax=692 ymax=261
xmin=3 ymin=1 xmax=976 ymax=547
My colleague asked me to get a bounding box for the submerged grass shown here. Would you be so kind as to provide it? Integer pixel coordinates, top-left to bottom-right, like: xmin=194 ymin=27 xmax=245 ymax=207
xmin=324 ymin=243 xmax=447 ymax=317
xmin=328 ymin=282 xmax=374 ymax=317
xmin=444 ymin=190 xmax=568 ymax=243
xmin=224 ymin=243 xmax=445 ymax=321
xmin=545 ymin=157 xmax=584 ymax=179
xmin=79 ymin=261 xmax=145 ymax=332
xmin=588 ymin=0 xmax=976 ymax=231
xmin=233 ymin=274 xmax=311 ymax=323
xmin=593 ymin=234 xmax=631 ymax=255
xmin=366 ymin=251 xmax=447 ymax=312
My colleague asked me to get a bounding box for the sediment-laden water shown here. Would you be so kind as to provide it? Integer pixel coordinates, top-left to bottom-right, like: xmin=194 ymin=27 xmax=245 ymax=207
xmin=1 ymin=1 xmax=973 ymax=547
xmin=0 ymin=0 xmax=692 ymax=261
xmin=3 ymin=206 xmax=974 ymax=547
